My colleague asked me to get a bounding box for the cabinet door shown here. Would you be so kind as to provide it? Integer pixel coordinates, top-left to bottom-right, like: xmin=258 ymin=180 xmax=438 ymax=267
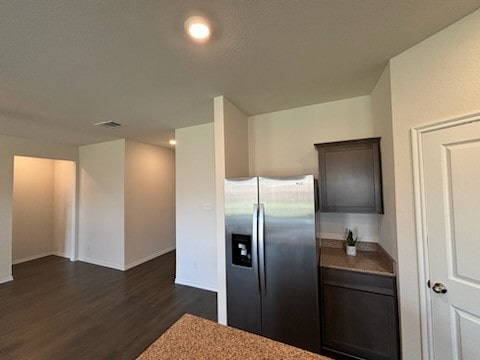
xmin=321 ymin=269 xmax=399 ymax=360
xmin=315 ymin=138 xmax=383 ymax=214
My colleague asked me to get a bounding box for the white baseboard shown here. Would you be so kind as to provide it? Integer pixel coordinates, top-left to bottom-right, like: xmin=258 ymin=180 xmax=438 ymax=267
xmin=0 ymin=275 xmax=14 ymax=284
xmin=77 ymin=256 xmax=124 ymax=271
xmin=124 ymin=246 xmax=176 ymax=271
xmin=175 ymin=277 xmax=217 ymax=292
xmin=51 ymin=251 xmax=69 ymax=259
xmin=13 ymin=252 xmax=55 ymax=265
xmin=78 ymin=247 xmax=176 ymax=272
xmin=13 ymin=251 xmax=70 ymax=265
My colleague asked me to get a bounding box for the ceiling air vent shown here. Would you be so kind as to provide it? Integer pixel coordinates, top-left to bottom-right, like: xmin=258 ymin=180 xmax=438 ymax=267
xmin=94 ymin=121 xmax=124 ymax=128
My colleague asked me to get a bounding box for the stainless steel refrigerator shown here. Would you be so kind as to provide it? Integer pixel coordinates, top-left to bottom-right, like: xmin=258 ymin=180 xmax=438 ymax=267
xmin=225 ymin=175 xmax=320 ymax=353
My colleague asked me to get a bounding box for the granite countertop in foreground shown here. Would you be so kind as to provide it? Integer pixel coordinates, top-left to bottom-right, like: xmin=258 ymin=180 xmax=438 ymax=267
xmin=137 ymin=314 xmax=331 ymax=360
xmin=319 ymin=239 xmax=395 ymax=277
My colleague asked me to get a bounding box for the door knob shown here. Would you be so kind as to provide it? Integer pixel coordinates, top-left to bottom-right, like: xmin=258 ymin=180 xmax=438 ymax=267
xmin=432 ymin=282 xmax=447 ymax=294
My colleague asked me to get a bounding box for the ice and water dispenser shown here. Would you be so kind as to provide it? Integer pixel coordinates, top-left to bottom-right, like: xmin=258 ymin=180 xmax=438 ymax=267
xmin=231 ymin=234 xmax=252 ymax=267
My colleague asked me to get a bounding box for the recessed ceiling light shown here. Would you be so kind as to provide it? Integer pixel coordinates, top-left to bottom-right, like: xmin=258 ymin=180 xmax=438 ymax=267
xmin=169 ymin=139 xmax=177 ymax=145
xmin=185 ymin=16 xmax=211 ymax=42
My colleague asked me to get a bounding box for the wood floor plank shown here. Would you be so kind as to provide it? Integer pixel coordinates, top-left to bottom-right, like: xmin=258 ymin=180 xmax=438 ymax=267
xmin=0 ymin=251 xmax=217 ymax=360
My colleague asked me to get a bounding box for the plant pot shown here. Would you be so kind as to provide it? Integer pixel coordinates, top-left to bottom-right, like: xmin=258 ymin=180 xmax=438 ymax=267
xmin=346 ymin=245 xmax=356 ymax=256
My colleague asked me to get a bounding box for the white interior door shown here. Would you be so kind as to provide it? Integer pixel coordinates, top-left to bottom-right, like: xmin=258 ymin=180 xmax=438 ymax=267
xmin=422 ymin=121 xmax=480 ymax=360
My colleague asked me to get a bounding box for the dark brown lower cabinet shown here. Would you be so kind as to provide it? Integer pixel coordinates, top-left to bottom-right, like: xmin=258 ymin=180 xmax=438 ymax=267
xmin=320 ymin=268 xmax=400 ymax=360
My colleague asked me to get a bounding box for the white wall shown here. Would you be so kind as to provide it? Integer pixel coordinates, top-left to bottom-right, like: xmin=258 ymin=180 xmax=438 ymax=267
xmin=0 ymin=135 xmax=78 ymax=284
xmin=79 ymin=139 xmax=125 ymax=270
xmin=175 ymin=123 xmax=217 ymax=291
xmin=371 ymin=65 xmax=398 ymax=260
xmin=213 ymin=96 xmax=250 ymax=324
xmin=12 ymin=156 xmax=55 ymax=263
xmin=124 ymin=140 xmax=175 ymax=268
xmin=248 ymin=95 xmax=379 ymax=242
xmin=389 ymin=8 xmax=480 ymax=358
xmin=53 ymin=160 xmax=76 ymax=259
xmin=217 ymin=97 xmax=250 ymax=323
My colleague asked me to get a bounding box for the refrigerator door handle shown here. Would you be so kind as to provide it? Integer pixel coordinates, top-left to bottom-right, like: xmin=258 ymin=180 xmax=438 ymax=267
xmin=252 ymin=204 xmax=260 ymax=294
xmin=258 ymin=203 xmax=266 ymax=295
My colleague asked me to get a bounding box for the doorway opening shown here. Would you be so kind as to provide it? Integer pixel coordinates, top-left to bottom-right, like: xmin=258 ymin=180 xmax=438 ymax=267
xmin=12 ymin=156 xmax=76 ymax=265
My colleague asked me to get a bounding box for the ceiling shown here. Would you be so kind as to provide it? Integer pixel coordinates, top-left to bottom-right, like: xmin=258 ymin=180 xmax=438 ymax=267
xmin=1 ymin=1 xmax=480 ymax=148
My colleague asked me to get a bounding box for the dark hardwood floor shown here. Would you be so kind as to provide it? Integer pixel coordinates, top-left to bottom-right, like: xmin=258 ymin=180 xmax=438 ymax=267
xmin=0 ymin=251 xmax=217 ymax=360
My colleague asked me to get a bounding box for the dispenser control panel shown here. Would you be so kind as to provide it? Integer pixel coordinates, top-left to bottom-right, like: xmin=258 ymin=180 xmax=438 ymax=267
xmin=231 ymin=234 xmax=252 ymax=267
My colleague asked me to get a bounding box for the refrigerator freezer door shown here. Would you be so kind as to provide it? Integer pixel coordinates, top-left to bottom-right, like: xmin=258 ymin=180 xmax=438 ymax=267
xmin=259 ymin=175 xmax=320 ymax=353
xmin=225 ymin=177 xmax=262 ymax=334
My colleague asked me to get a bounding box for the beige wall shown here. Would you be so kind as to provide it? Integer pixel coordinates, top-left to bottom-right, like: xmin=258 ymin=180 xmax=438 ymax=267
xmin=248 ymin=95 xmax=379 ymax=243
xmin=53 ymin=160 xmax=76 ymax=259
xmin=78 ymin=139 xmax=125 ymax=270
xmin=12 ymin=157 xmax=76 ymax=263
xmin=224 ymin=98 xmax=249 ymax=178
xmin=371 ymin=65 xmax=398 ymax=260
xmin=0 ymin=135 xmax=78 ymax=284
xmin=175 ymin=123 xmax=217 ymax=291
xmin=12 ymin=156 xmax=55 ymax=262
xmin=124 ymin=140 xmax=175 ymax=268
xmin=389 ymin=8 xmax=480 ymax=358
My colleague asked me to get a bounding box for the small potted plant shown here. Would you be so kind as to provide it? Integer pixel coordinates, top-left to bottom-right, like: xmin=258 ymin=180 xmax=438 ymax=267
xmin=345 ymin=228 xmax=358 ymax=256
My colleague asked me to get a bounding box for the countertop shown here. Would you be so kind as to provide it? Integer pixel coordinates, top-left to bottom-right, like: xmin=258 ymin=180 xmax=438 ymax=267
xmin=319 ymin=240 xmax=395 ymax=277
xmin=137 ymin=314 xmax=331 ymax=360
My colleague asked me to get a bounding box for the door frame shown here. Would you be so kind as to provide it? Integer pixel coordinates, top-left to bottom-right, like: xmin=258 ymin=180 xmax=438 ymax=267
xmin=411 ymin=111 xmax=480 ymax=360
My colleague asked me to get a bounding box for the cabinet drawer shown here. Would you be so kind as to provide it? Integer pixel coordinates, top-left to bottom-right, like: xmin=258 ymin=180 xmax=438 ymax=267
xmin=321 ymin=267 xmax=395 ymax=296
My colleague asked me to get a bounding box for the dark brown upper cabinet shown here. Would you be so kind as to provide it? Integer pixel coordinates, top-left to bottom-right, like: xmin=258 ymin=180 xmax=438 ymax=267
xmin=314 ymin=137 xmax=383 ymax=214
